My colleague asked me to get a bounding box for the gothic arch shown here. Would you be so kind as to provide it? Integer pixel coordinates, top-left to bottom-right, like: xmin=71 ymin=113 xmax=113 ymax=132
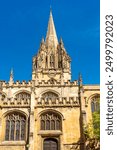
xmin=14 ymin=90 xmax=31 ymax=97
xmin=2 ymin=109 xmax=28 ymax=141
xmin=39 ymin=110 xmax=62 ymax=131
xmin=38 ymin=109 xmax=64 ymax=120
xmin=2 ymin=109 xmax=29 ymax=119
xmin=40 ymin=90 xmax=60 ymax=97
xmin=87 ymin=93 xmax=100 ymax=103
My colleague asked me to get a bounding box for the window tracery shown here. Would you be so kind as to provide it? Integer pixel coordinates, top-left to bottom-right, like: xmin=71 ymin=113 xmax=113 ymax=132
xmin=40 ymin=112 xmax=61 ymax=130
xmin=41 ymin=92 xmax=58 ymax=100
xmin=16 ymin=92 xmax=31 ymax=100
xmin=5 ymin=113 xmax=26 ymax=141
xmin=91 ymin=95 xmax=100 ymax=113
xmin=15 ymin=92 xmax=31 ymax=104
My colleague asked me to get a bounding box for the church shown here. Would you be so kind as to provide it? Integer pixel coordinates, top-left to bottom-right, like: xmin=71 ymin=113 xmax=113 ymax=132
xmin=0 ymin=10 xmax=100 ymax=150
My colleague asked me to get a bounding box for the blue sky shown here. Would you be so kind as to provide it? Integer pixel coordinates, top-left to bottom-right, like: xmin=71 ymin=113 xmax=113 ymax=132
xmin=0 ymin=0 xmax=100 ymax=84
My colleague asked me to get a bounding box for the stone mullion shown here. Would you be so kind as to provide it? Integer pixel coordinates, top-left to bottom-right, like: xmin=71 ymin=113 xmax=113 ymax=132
xmin=54 ymin=119 xmax=56 ymax=130
xmin=44 ymin=116 xmax=46 ymax=130
xmin=9 ymin=120 xmax=12 ymax=140
xmin=5 ymin=120 xmax=11 ymax=141
xmin=14 ymin=120 xmax=16 ymax=140
xmin=50 ymin=117 xmax=52 ymax=130
xmin=19 ymin=120 xmax=21 ymax=140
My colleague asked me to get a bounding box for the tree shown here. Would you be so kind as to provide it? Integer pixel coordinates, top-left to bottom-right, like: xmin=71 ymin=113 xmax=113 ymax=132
xmin=84 ymin=97 xmax=100 ymax=150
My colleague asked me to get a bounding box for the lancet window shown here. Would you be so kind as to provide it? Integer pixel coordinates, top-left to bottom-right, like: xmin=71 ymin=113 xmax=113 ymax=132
xmin=5 ymin=113 xmax=26 ymax=141
xmin=91 ymin=95 xmax=100 ymax=113
xmin=40 ymin=112 xmax=61 ymax=130
xmin=50 ymin=54 xmax=54 ymax=68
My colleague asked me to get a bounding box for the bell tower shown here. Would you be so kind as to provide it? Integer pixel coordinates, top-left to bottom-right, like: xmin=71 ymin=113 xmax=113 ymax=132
xmin=32 ymin=10 xmax=71 ymax=82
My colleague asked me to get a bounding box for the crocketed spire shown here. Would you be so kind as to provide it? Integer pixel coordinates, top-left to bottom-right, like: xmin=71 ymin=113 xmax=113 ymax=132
xmin=45 ymin=9 xmax=58 ymax=48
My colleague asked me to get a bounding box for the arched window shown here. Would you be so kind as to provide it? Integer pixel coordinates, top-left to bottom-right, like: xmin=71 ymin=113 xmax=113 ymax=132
xmin=5 ymin=113 xmax=26 ymax=141
xmin=41 ymin=92 xmax=58 ymax=101
xmin=91 ymin=95 xmax=100 ymax=113
xmin=40 ymin=112 xmax=61 ymax=130
xmin=50 ymin=54 xmax=55 ymax=68
xmin=15 ymin=92 xmax=31 ymax=105
xmin=16 ymin=92 xmax=31 ymax=100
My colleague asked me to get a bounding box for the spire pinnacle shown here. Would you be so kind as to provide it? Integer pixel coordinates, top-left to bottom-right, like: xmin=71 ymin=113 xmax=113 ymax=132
xmin=9 ymin=68 xmax=14 ymax=85
xmin=41 ymin=37 xmax=44 ymax=43
xmin=46 ymin=10 xmax=58 ymax=48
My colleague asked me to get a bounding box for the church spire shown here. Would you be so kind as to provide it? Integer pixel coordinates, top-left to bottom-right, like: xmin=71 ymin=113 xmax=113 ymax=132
xmin=45 ymin=9 xmax=58 ymax=48
xmin=9 ymin=68 xmax=14 ymax=85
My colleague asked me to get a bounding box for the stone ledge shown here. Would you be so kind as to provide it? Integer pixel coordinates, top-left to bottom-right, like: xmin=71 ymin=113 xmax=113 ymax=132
xmin=0 ymin=141 xmax=26 ymax=146
xmin=38 ymin=130 xmax=62 ymax=136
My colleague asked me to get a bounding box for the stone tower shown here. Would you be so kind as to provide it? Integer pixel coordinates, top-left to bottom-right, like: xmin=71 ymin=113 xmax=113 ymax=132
xmin=32 ymin=10 xmax=71 ymax=82
xmin=0 ymin=9 xmax=100 ymax=150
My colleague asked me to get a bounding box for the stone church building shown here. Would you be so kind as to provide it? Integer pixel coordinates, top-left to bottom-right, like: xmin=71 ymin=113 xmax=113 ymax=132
xmin=0 ymin=10 xmax=100 ymax=150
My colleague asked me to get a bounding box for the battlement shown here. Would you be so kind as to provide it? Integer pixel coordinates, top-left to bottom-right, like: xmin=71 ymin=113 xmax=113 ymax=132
xmin=35 ymin=80 xmax=78 ymax=87
xmin=0 ymin=80 xmax=78 ymax=88
xmin=0 ymin=80 xmax=32 ymax=88
xmin=0 ymin=97 xmax=30 ymax=107
xmin=36 ymin=96 xmax=79 ymax=107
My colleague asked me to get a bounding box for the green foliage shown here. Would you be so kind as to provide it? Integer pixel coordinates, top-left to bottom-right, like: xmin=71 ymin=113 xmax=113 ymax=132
xmin=92 ymin=110 xmax=100 ymax=140
xmin=84 ymin=110 xmax=100 ymax=140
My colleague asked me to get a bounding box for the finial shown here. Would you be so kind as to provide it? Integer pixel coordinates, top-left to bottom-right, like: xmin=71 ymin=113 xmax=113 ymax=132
xmin=9 ymin=68 xmax=14 ymax=85
xmin=78 ymin=73 xmax=83 ymax=87
xmin=41 ymin=37 xmax=45 ymax=43
xmin=45 ymin=6 xmax=58 ymax=48
xmin=60 ymin=37 xmax=64 ymax=45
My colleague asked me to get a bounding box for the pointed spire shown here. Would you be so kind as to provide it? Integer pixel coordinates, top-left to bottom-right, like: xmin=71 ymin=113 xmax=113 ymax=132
xmin=60 ymin=37 xmax=64 ymax=46
xmin=78 ymin=73 xmax=83 ymax=88
xmin=41 ymin=37 xmax=44 ymax=43
xmin=9 ymin=68 xmax=14 ymax=85
xmin=46 ymin=9 xmax=58 ymax=48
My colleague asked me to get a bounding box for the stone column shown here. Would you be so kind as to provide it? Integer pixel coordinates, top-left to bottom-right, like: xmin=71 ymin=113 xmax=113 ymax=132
xmin=28 ymin=82 xmax=35 ymax=150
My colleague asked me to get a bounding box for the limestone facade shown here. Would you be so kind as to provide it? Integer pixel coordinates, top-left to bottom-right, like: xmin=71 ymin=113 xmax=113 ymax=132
xmin=0 ymin=10 xmax=100 ymax=150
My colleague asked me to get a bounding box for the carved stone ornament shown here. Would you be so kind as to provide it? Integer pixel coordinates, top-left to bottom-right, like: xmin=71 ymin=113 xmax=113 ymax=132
xmin=47 ymin=69 xmax=57 ymax=78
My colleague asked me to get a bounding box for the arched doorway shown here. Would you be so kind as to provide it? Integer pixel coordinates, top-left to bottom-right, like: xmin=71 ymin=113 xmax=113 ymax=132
xmin=43 ymin=138 xmax=58 ymax=150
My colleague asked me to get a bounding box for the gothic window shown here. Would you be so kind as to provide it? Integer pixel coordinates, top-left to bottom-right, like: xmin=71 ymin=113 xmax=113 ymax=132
xmin=91 ymin=95 xmax=100 ymax=113
xmin=5 ymin=113 xmax=26 ymax=141
xmin=50 ymin=54 xmax=54 ymax=68
xmin=16 ymin=120 xmax=20 ymax=140
xmin=5 ymin=120 xmax=10 ymax=140
xmin=46 ymin=55 xmax=48 ymax=68
xmin=10 ymin=120 xmax=15 ymax=140
xmin=16 ymin=92 xmax=31 ymax=100
xmin=56 ymin=120 xmax=60 ymax=130
xmin=21 ymin=119 xmax=26 ymax=140
xmin=58 ymin=49 xmax=62 ymax=68
xmin=40 ymin=112 xmax=61 ymax=130
xmin=15 ymin=92 xmax=31 ymax=104
xmin=41 ymin=92 xmax=58 ymax=101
